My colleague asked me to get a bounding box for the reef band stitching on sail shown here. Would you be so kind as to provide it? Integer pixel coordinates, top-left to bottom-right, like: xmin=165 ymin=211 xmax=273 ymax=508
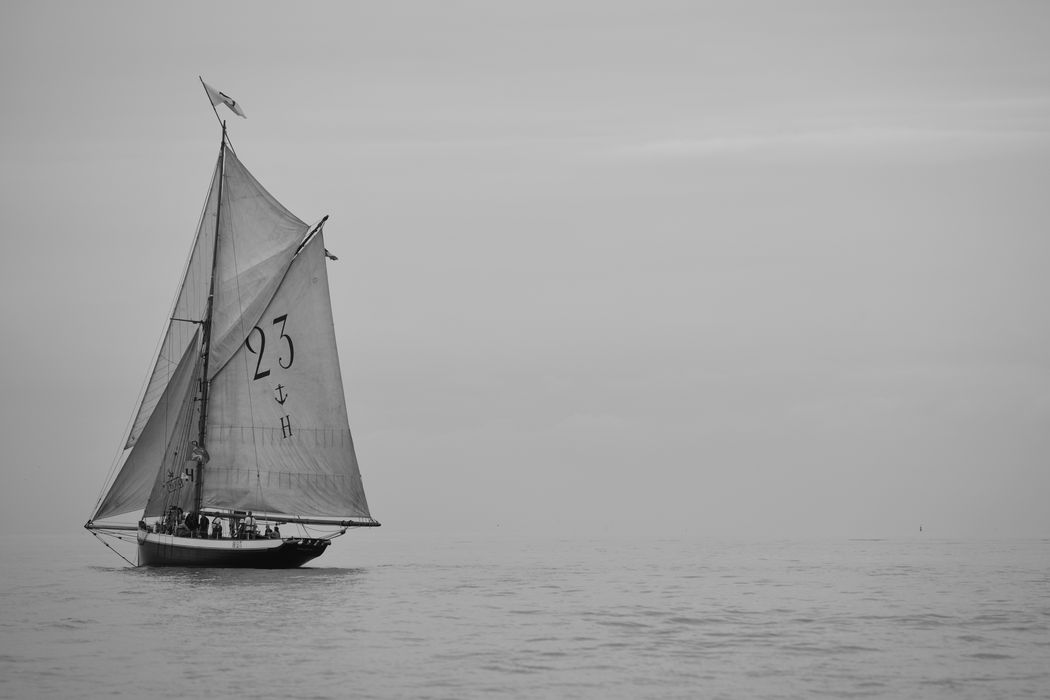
xmin=206 ymin=468 xmax=348 ymax=487
xmin=212 ymin=425 xmax=353 ymax=446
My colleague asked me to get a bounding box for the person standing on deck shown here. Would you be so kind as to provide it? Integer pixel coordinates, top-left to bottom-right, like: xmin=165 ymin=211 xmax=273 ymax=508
xmin=184 ymin=511 xmax=199 ymax=537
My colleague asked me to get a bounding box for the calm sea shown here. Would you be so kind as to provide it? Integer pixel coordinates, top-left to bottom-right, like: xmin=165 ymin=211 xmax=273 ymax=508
xmin=1 ymin=533 xmax=1047 ymax=699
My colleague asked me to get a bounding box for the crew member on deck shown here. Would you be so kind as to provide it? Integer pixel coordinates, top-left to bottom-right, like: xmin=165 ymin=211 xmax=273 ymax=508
xmin=164 ymin=507 xmax=179 ymax=534
xmin=185 ymin=511 xmax=199 ymax=536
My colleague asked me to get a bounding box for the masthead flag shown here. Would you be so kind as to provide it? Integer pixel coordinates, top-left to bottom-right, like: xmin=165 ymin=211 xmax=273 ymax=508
xmin=201 ymin=80 xmax=247 ymax=118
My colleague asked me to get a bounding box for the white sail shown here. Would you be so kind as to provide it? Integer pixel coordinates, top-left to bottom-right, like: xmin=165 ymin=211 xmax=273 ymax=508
xmin=203 ymin=232 xmax=371 ymax=518
xmin=94 ymin=329 xmax=202 ymax=520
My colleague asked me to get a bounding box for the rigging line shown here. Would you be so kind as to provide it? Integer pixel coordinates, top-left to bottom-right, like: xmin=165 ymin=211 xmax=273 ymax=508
xmin=144 ymin=344 xmax=201 ymax=519
xmin=167 ymin=412 xmax=192 ymax=514
xmin=89 ymin=531 xmax=137 ymax=568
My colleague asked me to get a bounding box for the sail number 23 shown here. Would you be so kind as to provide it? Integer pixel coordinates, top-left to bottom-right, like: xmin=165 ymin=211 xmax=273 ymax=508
xmin=245 ymin=314 xmax=294 ymax=381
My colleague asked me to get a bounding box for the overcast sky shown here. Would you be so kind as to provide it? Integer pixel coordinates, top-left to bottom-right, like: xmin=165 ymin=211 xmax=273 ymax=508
xmin=2 ymin=1 xmax=1049 ymax=539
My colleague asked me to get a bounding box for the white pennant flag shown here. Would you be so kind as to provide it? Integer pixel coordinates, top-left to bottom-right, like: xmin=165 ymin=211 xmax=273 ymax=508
xmin=202 ymin=80 xmax=247 ymax=118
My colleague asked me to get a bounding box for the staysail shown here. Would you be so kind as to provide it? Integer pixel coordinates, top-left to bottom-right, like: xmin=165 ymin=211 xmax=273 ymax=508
xmin=93 ymin=142 xmax=370 ymax=524
xmin=94 ymin=329 xmax=202 ymax=520
xmin=141 ymin=342 xmax=204 ymax=519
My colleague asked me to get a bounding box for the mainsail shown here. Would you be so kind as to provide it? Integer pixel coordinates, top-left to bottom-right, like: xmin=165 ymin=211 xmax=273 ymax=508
xmin=204 ymin=232 xmax=371 ymax=518
xmin=92 ymin=142 xmax=371 ymax=524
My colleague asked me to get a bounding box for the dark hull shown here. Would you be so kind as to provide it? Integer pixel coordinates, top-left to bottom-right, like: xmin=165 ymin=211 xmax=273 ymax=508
xmin=137 ymin=532 xmax=329 ymax=568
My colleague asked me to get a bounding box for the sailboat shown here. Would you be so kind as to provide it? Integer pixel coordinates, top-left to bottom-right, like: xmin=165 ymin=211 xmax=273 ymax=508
xmin=85 ymin=104 xmax=379 ymax=567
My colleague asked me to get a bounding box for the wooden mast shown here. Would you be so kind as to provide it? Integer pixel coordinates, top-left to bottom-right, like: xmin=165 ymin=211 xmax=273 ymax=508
xmin=194 ymin=121 xmax=226 ymax=515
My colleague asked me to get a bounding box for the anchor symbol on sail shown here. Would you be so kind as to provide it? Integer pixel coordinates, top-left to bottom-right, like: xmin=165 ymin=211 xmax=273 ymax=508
xmin=274 ymin=384 xmax=293 ymax=438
